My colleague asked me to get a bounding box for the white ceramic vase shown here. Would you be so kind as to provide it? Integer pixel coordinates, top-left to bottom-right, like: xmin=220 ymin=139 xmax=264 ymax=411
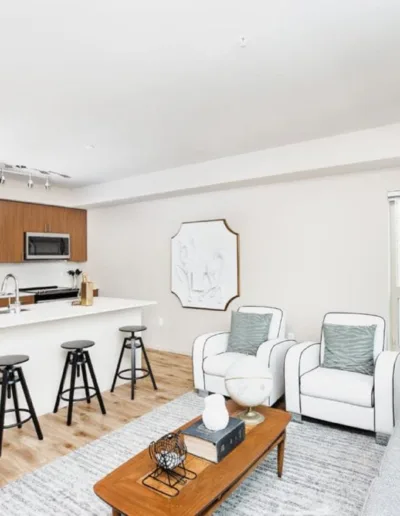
xmin=202 ymin=393 xmax=229 ymax=431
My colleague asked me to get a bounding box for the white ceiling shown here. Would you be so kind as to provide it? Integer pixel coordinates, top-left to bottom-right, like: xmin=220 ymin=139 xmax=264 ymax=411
xmin=1 ymin=0 xmax=400 ymax=187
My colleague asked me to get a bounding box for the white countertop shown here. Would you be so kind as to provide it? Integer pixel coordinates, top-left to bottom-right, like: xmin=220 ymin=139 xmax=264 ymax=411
xmin=0 ymin=297 xmax=156 ymax=329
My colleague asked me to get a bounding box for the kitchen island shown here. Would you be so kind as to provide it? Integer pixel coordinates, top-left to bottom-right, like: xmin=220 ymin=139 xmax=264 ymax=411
xmin=0 ymin=297 xmax=156 ymax=416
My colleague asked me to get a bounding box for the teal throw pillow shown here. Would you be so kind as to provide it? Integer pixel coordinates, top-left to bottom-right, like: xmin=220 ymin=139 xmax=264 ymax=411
xmin=322 ymin=323 xmax=376 ymax=375
xmin=227 ymin=311 xmax=272 ymax=355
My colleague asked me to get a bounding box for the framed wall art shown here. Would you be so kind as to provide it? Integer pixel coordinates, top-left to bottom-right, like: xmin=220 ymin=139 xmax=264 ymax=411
xmin=171 ymin=219 xmax=240 ymax=311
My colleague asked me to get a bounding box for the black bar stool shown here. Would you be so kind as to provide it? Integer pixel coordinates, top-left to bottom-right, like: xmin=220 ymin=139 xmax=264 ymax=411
xmin=110 ymin=325 xmax=157 ymax=400
xmin=0 ymin=354 xmax=43 ymax=457
xmin=53 ymin=340 xmax=106 ymax=426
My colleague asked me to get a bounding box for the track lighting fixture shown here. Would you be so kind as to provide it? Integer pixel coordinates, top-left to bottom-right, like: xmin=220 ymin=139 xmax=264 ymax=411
xmin=0 ymin=161 xmax=71 ymax=193
xmin=27 ymin=173 xmax=34 ymax=189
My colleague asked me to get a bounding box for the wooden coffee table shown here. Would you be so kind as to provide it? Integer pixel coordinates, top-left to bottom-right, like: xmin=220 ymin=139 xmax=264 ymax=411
xmin=94 ymin=400 xmax=291 ymax=516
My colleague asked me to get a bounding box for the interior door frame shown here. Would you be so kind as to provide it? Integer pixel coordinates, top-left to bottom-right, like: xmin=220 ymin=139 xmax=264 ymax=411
xmin=389 ymin=199 xmax=399 ymax=350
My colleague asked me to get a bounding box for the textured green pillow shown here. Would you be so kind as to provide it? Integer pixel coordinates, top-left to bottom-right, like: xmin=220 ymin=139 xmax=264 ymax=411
xmin=322 ymin=323 xmax=376 ymax=375
xmin=227 ymin=311 xmax=272 ymax=355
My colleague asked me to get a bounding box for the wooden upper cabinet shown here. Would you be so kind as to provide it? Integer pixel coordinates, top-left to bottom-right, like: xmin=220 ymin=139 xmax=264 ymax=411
xmin=68 ymin=208 xmax=87 ymax=262
xmin=0 ymin=200 xmax=25 ymax=262
xmin=0 ymin=200 xmax=87 ymax=263
xmin=23 ymin=203 xmax=68 ymax=234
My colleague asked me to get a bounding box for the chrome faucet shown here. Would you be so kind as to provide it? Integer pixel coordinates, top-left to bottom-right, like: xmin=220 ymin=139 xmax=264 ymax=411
xmin=1 ymin=274 xmax=21 ymax=313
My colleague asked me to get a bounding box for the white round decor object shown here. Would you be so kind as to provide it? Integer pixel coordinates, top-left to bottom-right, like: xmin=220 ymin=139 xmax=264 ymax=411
xmin=225 ymin=356 xmax=272 ymax=422
xmin=202 ymin=393 xmax=229 ymax=431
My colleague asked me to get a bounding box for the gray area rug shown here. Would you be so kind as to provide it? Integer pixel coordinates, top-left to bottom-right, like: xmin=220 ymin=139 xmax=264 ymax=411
xmin=0 ymin=392 xmax=384 ymax=516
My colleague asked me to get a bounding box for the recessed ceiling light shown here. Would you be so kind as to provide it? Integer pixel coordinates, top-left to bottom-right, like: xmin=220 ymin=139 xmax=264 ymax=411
xmin=85 ymin=144 xmax=95 ymax=150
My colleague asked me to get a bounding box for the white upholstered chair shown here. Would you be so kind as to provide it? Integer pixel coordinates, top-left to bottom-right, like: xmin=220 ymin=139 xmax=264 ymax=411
xmin=285 ymin=312 xmax=400 ymax=444
xmin=193 ymin=306 xmax=295 ymax=406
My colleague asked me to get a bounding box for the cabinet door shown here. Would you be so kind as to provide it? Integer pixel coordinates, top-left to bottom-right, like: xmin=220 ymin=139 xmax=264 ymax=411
xmin=0 ymin=200 xmax=25 ymax=262
xmin=23 ymin=203 xmax=48 ymax=233
xmin=68 ymin=209 xmax=87 ymax=262
xmin=23 ymin=203 xmax=68 ymax=234
xmin=45 ymin=205 xmax=68 ymax=233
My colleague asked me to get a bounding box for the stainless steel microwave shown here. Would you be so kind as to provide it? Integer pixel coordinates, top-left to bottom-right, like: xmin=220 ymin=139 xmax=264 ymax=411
xmin=25 ymin=232 xmax=70 ymax=260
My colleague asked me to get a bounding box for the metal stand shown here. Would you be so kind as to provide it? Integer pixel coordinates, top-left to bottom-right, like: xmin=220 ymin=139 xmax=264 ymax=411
xmin=111 ymin=334 xmax=158 ymax=400
xmin=0 ymin=365 xmax=43 ymax=456
xmin=237 ymin=407 xmax=265 ymax=425
xmin=142 ymin=463 xmax=197 ymax=497
xmin=54 ymin=349 xmax=106 ymax=425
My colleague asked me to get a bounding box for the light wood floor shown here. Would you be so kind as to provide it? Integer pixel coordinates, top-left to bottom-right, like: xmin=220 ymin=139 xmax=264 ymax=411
xmin=0 ymin=350 xmax=193 ymax=487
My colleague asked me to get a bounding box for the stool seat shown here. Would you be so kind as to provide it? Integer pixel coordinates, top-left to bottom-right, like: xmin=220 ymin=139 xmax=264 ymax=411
xmin=119 ymin=325 xmax=147 ymax=333
xmin=61 ymin=340 xmax=95 ymax=350
xmin=0 ymin=355 xmax=29 ymax=367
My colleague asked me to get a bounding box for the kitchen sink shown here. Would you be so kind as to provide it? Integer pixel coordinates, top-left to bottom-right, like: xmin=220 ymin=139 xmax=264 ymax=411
xmin=0 ymin=308 xmax=30 ymax=315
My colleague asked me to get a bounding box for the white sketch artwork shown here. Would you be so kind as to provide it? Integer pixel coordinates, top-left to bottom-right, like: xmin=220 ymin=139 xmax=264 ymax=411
xmin=171 ymin=219 xmax=239 ymax=310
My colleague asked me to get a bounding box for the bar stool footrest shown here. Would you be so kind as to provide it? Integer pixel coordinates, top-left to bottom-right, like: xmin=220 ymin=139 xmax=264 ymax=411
xmin=3 ymin=408 xmax=32 ymax=429
xmin=117 ymin=368 xmax=150 ymax=381
xmin=60 ymin=386 xmax=98 ymax=403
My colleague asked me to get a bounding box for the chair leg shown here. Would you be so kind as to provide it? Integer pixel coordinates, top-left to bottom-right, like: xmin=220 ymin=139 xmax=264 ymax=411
xmin=131 ymin=337 xmax=136 ymax=400
xmin=11 ymin=379 xmax=22 ymax=429
xmin=376 ymin=432 xmax=390 ymax=446
xmin=85 ymin=352 xmax=106 ymax=415
xmin=0 ymin=368 xmax=9 ymax=457
xmin=290 ymin=412 xmax=303 ymax=424
xmin=17 ymin=368 xmax=43 ymax=440
xmin=139 ymin=338 xmax=157 ymax=391
xmin=67 ymin=353 xmax=78 ymax=426
xmin=54 ymin=352 xmax=71 ymax=413
xmin=110 ymin=339 xmax=128 ymax=392
xmin=81 ymin=361 xmax=91 ymax=404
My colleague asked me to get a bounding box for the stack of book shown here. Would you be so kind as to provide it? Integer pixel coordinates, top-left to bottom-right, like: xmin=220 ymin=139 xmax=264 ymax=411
xmin=182 ymin=417 xmax=245 ymax=463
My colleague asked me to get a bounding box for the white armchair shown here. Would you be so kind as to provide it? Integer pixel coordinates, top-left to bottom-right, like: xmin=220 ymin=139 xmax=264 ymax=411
xmin=285 ymin=312 xmax=400 ymax=444
xmin=192 ymin=306 xmax=295 ymax=406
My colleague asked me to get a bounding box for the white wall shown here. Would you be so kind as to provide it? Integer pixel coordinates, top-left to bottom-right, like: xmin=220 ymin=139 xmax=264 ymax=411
xmin=87 ymin=167 xmax=400 ymax=355
xmin=76 ymin=124 xmax=400 ymax=207
xmin=0 ymin=262 xmax=82 ymax=290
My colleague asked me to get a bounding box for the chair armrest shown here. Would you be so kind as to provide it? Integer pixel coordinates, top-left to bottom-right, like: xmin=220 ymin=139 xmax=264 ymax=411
xmin=192 ymin=332 xmax=230 ymax=390
xmin=374 ymin=351 xmax=400 ymax=436
xmin=257 ymin=338 xmax=296 ymax=405
xmin=285 ymin=341 xmax=321 ymax=414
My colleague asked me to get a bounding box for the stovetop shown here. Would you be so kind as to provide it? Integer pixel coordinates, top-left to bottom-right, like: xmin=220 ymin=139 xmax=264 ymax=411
xmin=21 ymin=286 xmax=78 ymax=294
xmin=20 ymin=286 xmax=79 ymax=300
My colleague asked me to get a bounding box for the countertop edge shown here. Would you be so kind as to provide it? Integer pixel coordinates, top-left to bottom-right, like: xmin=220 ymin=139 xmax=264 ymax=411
xmin=0 ymin=298 xmax=157 ymax=330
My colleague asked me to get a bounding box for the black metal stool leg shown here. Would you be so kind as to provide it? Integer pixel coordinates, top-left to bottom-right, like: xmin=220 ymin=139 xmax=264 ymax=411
xmin=85 ymin=352 xmax=106 ymax=415
xmin=0 ymin=368 xmax=9 ymax=457
xmin=11 ymin=379 xmax=22 ymax=429
xmin=67 ymin=353 xmax=78 ymax=426
xmin=131 ymin=336 xmax=136 ymax=400
xmin=139 ymin=338 xmax=158 ymax=390
xmin=81 ymin=360 xmax=91 ymax=404
xmin=110 ymin=338 xmax=128 ymax=392
xmin=54 ymin=352 xmax=71 ymax=413
xmin=17 ymin=368 xmax=43 ymax=441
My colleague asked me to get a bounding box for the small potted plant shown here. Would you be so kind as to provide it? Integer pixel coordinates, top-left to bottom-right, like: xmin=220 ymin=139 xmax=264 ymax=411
xmin=67 ymin=269 xmax=75 ymax=288
xmin=67 ymin=269 xmax=83 ymax=289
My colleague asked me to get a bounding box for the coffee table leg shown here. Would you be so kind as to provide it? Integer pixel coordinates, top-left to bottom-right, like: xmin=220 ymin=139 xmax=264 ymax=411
xmin=277 ymin=433 xmax=285 ymax=478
